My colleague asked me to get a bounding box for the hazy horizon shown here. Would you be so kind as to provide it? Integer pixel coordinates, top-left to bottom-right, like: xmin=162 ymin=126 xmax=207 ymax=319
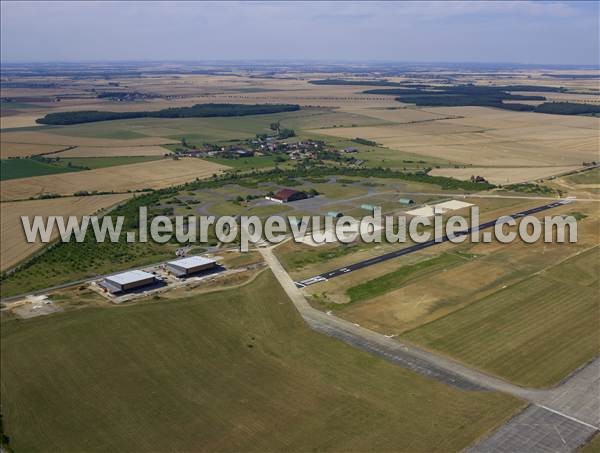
xmin=2 ymin=1 xmax=598 ymax=66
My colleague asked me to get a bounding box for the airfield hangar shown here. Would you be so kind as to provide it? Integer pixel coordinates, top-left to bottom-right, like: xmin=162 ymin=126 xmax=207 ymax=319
xmin=270 ymin=188 xmax=308 ymax=203
xmin=100 ymin=270 xmax=156 ymax=294
xmin=166 ymin=256 xmax=217 ymax=277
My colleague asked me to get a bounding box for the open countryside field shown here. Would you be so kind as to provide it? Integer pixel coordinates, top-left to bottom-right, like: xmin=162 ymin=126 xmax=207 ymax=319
xmin=0 ymin=130 xmax=176 ymax=147
xmin=0 ymin=157 xmax=228 ymax=200
xmin=0 ymin=157 xmax=83 ymax=180
xmin=311 ymin=106 xmax=599 ymax=183
xmin=0 ymin=113 xmax=44 ymax=129
xmin=429 ymin=165 xmax=582 ymax=185
xmin=53 ymin=145 xmax=170 ymax=157
xmin=0 ymin=193 xmax=134 ymax=271
xmin=0 ymin=142 xmax=70 ymax=159
xmin=0 ymin=271 xmax=521 ymax=452
xmin=402 ymin=246 xmax=600 ymax=388
xmin=565 ymin=167 xmax=600 ymax=185
xmin=53 ymin=156 xmax=163 ymax=169
xmin=302 ymin=199 xmax=600 ymax=384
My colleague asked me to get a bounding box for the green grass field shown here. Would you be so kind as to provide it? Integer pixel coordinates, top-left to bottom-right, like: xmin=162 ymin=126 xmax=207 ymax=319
xmin=45 ymin=125 xmax=150 ymax=140
xmin=0 ymin=156 xmax=164 ymax=181
xmin=0 ymin=158 xmax=83 ymax=180
xmin=565 ymin=167 xmax=600 ymax=184
xmin=346 ymin=253 xmax=467 ymax=303
xmin=1 ymin=271 xmax=522 ymax=452
xmin=402 ymin=247 xmax=600 ymax=388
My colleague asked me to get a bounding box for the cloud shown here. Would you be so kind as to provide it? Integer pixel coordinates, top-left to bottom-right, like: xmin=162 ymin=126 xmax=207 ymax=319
xmin=1 ymin=1 xmax=597 ymax=64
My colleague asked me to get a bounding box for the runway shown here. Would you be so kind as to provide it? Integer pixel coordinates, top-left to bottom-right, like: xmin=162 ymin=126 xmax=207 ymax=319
xmin=296 ymin=200 xmax=573 ymax=288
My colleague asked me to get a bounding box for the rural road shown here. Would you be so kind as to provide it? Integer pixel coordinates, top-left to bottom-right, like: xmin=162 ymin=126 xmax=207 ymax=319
xmin=259 ymin=245 xmax=599 ymax=452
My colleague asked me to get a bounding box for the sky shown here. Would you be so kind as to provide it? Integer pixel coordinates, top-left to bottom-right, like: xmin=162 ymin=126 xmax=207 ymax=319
xmin=1 ymin=1 xmax=598 ymax=65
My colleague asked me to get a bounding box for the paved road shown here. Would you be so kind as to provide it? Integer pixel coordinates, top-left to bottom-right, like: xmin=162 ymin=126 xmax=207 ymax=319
xmin=296 ymin=199 xmax=574 ymax=287
xmin=259 ymin=246 xmax=599 ymax=452
xmin=469 ymin=405 xmax=598 ymax=453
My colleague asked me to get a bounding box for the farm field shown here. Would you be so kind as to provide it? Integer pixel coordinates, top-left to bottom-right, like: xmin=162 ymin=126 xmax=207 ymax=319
xmin=402 ymin=246 xmax=600 ymax=388
xmin=0 ymin=130 xmax=176 ymax=148
xmin=0 ymin=271 xmax=522 ymax=452
xmin=0 ymin=113 xmax=43 ymax=129
xmin=0 ymin=157 xmax=83 ymax=180
xmin=0 ymin=193 xmax=134 ymax=271
xmin=53 ymin=145 xmax=170 ymax=157
xmin=429 ymin=165 xmax=582 ymax=185
xmin=54 ymin=156 xmax=163 ymax=169
xmin=0 ymin=157 xmax=228 ymax=200
xmin=311 ymin=111 xmax=598 ymax=167
xmin=0 ymin=142 xmax=70 ymax=159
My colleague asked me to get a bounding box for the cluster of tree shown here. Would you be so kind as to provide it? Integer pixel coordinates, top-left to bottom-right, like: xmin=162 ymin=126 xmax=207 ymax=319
xmin=96 ymin=91 xmax=150 ymax=100
xmin=36 ymin=103 xmax=301 ymax=125
xmin=542 ymin=73 xmax=600 ymax=80
xmin=309 ymin=78 xmax=409 ymax=87
xmin=503 ymin=183 xmax=557 ymax=195
xmin=363 ymin=86 xmax=537 ymax=111
xmin=361 ymin=84 xmax=599 ymax=116
xmin=363 ymin=84 xmax=566 ymax=95
xmin=186 ymin=164 xmax=495 ymax=193
xmin=73 ymin=190 xmax=116 ymax=197
xmin=352 ymin=137 xmax=378 ymax=146
xmin=534 ymin=102 xmax=600 ymax=116
xmin=234 ymin=193 xmax=264 ymax=204
xmin=277 ymin=128 xmax=296 ymax=139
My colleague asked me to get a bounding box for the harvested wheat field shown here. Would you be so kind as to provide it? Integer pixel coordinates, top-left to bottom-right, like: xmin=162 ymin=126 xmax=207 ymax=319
xmin=0 ymin=193 xmax=133 ymax=271
xmin=0 ymin=158 xmax=228 ymax=200
xmin=0 ymin=114 xmax=43 ymax=130
xmin=1 ymin=130 xmax=176 ymax=148
xmin=429 ymin=165 xmax=582 ymax=185
xmin=54 ymin=145 xmax=170 ymax=157
xmin=337 ymin=106 xmax=458 ymax=124
xmin=0 ymin=142 xmax=71 ymax=159
xmin=313 ymin=107 xmax=599 ymax=168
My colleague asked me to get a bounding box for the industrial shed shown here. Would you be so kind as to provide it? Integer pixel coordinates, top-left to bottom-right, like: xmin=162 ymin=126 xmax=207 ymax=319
xmin=166 ymin=256 xmax=217 ymax=277
xmin=267 ymin=188 xmax=308 ymax=203
xmin=100 ymin=270 xmax=156 ymax=294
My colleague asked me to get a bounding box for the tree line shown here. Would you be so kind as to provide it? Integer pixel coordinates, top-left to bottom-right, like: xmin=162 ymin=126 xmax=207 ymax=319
xmin=36 ymin=103 xmax=301 ymax=125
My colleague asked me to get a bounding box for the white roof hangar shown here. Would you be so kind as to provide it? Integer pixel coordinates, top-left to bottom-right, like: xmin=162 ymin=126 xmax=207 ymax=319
xmin=100 ymin=270 xmax=157 ymax=294
xmin=167 ymin=256 xmax=215 ymax=269
xmin=105 ymin=270 xmax=155 ymax=286
xmin=166 ymin=256 xmax=217 ymax=277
